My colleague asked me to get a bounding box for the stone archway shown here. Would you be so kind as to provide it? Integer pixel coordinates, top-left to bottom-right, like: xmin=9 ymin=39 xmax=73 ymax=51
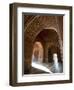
xmin=48 ymin=45 xmax=62 ymax=63
xmin=24 ymin=15 xmax=63 ymax=74
xmin=32 ymin=29 xmax=61 ymax=63
xmin=32 ymin=41 xmax=44 ymax=63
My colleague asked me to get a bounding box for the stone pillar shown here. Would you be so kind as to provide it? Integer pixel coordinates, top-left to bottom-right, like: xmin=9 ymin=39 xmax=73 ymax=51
xmin=24 ymin=37 xmax=33 ymax=74
xmin=44 ymin=42 xmax=49 ymax=63
xmin=55 ymin=16 xmax=63 ymax=61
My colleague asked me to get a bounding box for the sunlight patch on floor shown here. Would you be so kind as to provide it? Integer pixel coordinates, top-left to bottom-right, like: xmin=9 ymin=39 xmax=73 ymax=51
xmin=31 ymin=61 xmax=53 ymax=74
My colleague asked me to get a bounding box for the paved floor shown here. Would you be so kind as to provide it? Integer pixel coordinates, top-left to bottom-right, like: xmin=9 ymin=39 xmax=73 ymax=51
xmin=24 ymin=61 xmax=63 ymax=74
xmin=27 ymin=61 xmax=63 ymax=74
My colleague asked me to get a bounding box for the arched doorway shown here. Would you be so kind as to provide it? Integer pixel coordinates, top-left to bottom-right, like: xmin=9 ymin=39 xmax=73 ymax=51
xmin=24 ymin=29 xmax=63 ymax=74
xmin=32 ymin=41 xmax=44 ymax=63
xmin=34 ymin=29 xmax=61 ymax=62
xmin=48 ymin=46 xmax=62 ymax=63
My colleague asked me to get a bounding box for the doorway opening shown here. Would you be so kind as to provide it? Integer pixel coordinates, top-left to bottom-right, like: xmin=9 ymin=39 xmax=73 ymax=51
xmin=32 ymin=41 xmax=44 ymax=63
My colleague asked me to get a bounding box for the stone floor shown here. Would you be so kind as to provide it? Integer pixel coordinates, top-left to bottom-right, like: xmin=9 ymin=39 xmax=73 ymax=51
xmin=31 ymin=61 xmax=63 ymax=74
xmin=24 ymin=61 xmax=63 ymax=74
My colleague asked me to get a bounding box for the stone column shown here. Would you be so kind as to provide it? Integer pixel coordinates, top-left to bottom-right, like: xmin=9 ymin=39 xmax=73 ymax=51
xmin=44 ymin=43 xmax=49 ymax=63
xmin=55 ymin=16 xmax=63 ymax=61
xmin=24 ymin=37 xmax=33 ymax=74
